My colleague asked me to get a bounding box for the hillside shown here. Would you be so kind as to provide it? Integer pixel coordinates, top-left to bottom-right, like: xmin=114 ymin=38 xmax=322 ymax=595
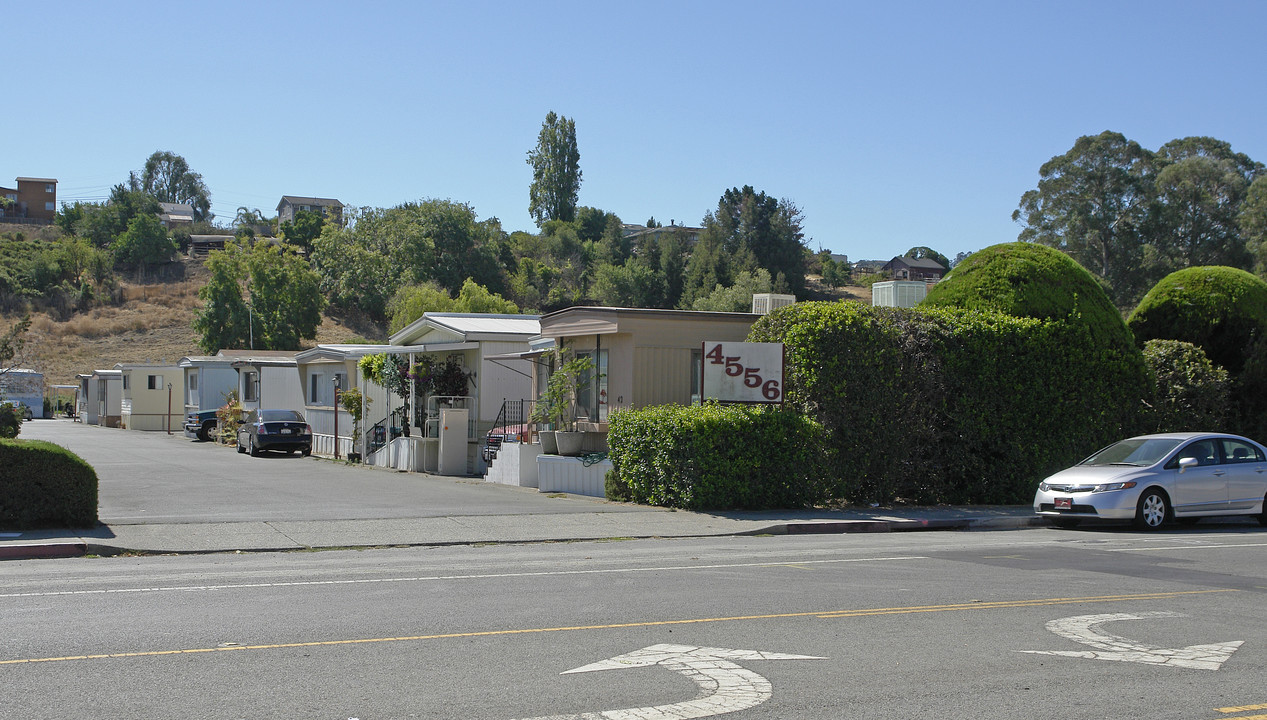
xmin=8 ymin=255 xmax=382 ymax=386
xmin=6 ymin=253 xmax=872 ymax=387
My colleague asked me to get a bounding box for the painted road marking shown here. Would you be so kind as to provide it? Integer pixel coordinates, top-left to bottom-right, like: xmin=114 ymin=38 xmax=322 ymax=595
xmin=1218 ymin=704 xmax=1267 ymax=713
xmin=0 ymin=589 xmax=1233 ymax=667
xmin=1020 ymin=612 xmax=1242 ymax=670
xmin=0 ymin=555 xmax=928 ymax=600
xmin=513 ymin=644 xmax=826 ymax=720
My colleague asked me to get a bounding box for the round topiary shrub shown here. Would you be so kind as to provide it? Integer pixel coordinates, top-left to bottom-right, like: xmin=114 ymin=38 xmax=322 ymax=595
xmin=1127 ymin=266 xmax=1267 ymax=375
xmin=1141 ymin=339 xmax=1230 ymax=433
xmin=922 ymin=242 xmax=1134 ymax=352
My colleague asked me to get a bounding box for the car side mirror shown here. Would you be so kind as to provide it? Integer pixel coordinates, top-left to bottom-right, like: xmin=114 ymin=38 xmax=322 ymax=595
xmin=1178 ymin=457 xmax=1198 ymax=473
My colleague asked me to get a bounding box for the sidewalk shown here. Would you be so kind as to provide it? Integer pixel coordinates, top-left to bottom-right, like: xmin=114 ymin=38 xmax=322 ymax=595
xmin=0 ymin=505 xmax=1045 ymax=560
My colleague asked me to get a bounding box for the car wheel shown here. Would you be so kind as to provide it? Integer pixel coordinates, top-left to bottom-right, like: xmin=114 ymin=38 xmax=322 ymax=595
xmin=198 ymin=422 xmax=212 ymax=442
xmin=248 ymin=436 xmax=260 ymax=457
xmin=1051 ymin=518 xmax=1081 ymax=529
xmin=1134 ymin=489 xmax=1169 ymax=530
xmin=236 ymin=436 xmax=245 ymax=454
xmin=301 ymin=446 xmax=311 ymax=457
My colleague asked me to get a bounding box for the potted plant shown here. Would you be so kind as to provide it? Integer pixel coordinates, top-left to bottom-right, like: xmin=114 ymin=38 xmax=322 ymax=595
xmin=542 ymin=351 xmax=596 ymax=456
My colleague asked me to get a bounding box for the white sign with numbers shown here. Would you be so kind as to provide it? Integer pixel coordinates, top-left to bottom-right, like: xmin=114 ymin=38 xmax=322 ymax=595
xmin=701 ymin=341 xmax=784 ymax=404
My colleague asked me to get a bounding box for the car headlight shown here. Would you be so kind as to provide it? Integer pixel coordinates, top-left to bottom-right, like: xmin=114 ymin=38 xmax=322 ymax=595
xmin=1091 ymin=481 xmax=1136 ymax=493
xmin=1039 ymin=482 xmax=1050 ymax=492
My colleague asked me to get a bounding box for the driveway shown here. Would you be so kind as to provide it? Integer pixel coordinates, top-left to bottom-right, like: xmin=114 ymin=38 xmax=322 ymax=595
xmin=20 ymin=419 xmax=644 ymax=525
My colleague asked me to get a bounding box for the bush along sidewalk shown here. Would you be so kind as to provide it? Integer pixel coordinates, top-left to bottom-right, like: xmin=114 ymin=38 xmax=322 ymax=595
xmin=0 ymin=439 xmax=99 ymax=529
xmin=606 ymin=403 xmax=829 ymax=510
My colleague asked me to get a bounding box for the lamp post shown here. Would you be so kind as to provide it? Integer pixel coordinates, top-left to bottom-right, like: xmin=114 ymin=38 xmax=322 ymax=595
xmin=166 ymin=383 xmax=173 ymax=435
xmin=332 ymin=375 xmax=341 ymax=459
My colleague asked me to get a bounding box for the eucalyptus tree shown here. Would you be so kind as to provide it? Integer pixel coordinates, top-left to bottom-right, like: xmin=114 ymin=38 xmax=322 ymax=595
xmin=1013 ymin=131 xmax=1155 ymax=307
xmin=129 ymin=151 xmax=212 ymax=222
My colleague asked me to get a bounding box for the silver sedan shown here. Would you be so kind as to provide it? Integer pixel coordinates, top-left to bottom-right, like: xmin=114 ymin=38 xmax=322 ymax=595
xmin=1033 ymin=432 xmax=1267 ymax=529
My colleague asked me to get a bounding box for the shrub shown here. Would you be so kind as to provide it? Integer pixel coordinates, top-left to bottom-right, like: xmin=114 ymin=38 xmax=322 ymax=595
xmin=923 ymin=242 xmax=1135 ymax=353
xmin=750 ymin=301 xmax=1151 ymax=504
xmin=1127 ymin=266 xmax=1267 ymax=375
xmin=1141 ymin=340 xmax=1230 ymax=433
xmin=0 ymin=439 xmax=99 ymax=529
xmin=606 ymin=403 xmax=829 ymax=510
xmin=0 ymin=403 xmax=22 ymax=438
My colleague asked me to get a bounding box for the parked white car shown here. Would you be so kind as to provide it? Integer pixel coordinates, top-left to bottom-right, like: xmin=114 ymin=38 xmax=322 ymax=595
xmin=1033 ymin=432 xmax=1267 ymax=529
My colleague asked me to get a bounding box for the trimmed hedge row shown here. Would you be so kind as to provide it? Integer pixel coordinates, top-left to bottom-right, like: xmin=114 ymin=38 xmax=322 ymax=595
xmin=606 ymin=403 xmax=829 ymax=510
xmin=749 ymin=302 xmax=1152 ymax=505
xmin=1141 ymin=339 xmax=1230 ymax=433
xmin=1128 ymin=266 xmax=1267 ymax=374
xmin=0 ymin=439 xmax=99 ymax=529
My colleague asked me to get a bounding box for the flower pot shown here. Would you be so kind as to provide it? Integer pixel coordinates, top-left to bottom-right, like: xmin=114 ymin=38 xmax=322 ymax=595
xmin=538 ymin=430 xmax=558 ymax=455
xmin=555 ymin=431 xmax=585 ymax=456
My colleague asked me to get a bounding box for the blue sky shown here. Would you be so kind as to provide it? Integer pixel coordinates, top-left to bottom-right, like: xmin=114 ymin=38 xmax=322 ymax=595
xmin=6 ymin=1 xmax=1265 ymax=262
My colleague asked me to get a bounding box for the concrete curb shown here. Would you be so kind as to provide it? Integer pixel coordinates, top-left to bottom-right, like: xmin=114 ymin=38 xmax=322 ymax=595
xmin=0 ymin=542 xmax=87 ymax=561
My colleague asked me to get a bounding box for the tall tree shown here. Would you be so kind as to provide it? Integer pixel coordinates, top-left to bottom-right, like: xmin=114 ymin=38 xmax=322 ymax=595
xmin=1151 ymin=155 xmax=1254 ymax=270
xmin=112 ymin=213 xmax=177 ymax=277
xmin=1013 ymin=131 xmax=1155 ymax=307
xmin=192 ymin=242 xmax=251 ymax=354
xmin=526 ymin=111 xmax=581 ymax=226
xmin=246 ymin=243 xmax=326 ymax=350
xmin=130 ymin=151 xmax=213 ymax=222
xmin=1240 ymin=175 xmax=1267 ymax=277
xmin=683 ymin=186 xmax=808 ymax=303
xmin=191 ymin=241 xmax=324 ymax=352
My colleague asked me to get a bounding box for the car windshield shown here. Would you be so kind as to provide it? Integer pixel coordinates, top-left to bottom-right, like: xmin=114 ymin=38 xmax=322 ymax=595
xmin=259 ymin=410 xmax=304 ymax=423
xmin=1080 ymin=438 xmax=1182 ymax=467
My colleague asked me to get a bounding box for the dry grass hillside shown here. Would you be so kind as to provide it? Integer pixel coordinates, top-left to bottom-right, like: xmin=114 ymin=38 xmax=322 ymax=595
xmin=7 ymin=252 xmax=874 ymax=386
xmin=9 ymin=256 xmax=381 ymax=386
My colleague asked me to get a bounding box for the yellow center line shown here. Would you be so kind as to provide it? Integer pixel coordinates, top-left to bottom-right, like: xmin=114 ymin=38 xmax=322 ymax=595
xmin=0 ymin=589 xmax=1235 ymax=667
xmin=1217 ymin=704 xmax=1267 ymax=713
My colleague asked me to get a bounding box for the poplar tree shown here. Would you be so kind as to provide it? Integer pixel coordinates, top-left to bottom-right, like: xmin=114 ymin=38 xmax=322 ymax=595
xmin=527 ymin=111 xmax=581 ymax=226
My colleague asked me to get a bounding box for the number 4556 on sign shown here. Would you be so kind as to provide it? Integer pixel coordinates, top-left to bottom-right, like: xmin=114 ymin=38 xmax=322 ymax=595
xmin=701 ymin=342 xmax=784 ymax=404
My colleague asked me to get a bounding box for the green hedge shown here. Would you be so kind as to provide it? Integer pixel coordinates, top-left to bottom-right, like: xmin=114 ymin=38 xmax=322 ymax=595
xmin=606 ymin=403 xmax=829 ymax=510
xmin=0 ymin=439 xmax=99 ymax=529
xmin=749 ymin=302 xmax=1151 ymax=504
xmin=1141 ymin=339 xmax=1230 ymax=433
xmin=1128 ymin=266 xmax=1267 ymax=375
xmin=924 ymin=242 xmax=1135 ymax=353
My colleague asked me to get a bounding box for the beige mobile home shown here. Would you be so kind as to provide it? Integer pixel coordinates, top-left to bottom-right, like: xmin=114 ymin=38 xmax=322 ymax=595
xmin=117 ymin=363 xmax=185 ymax=432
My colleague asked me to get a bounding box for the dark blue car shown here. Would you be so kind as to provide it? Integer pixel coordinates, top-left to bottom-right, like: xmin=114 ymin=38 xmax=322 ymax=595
xmin=236 ymin=409 xmax=312 ymax=457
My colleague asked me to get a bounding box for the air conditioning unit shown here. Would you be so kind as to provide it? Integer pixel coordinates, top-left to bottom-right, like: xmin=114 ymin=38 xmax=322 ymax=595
xmin=752 ymin=293 xmax=796 ymax=315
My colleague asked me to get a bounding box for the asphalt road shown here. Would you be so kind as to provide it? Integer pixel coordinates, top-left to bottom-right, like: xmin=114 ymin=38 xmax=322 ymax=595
xmin=5 ymin=527 xmax=1266 ymax=719
xmin=19 ymin=419 xmax=649 ymax=524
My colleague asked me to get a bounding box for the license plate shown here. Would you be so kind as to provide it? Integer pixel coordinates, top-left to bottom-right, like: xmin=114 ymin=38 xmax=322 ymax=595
xmin=281 ymin=428 xmax=292 ymax=435
xmin=1054 ymin=497 xmax=1072 ymax=510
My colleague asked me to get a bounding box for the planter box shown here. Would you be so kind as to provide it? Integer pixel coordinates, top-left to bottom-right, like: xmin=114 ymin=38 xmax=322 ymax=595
xmin=555 ymin=431 xmax=585 ymax=456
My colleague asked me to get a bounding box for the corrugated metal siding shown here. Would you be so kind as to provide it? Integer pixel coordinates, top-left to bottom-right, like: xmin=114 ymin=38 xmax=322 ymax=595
xmin=633 ymin=347 xmax=692 ymax=408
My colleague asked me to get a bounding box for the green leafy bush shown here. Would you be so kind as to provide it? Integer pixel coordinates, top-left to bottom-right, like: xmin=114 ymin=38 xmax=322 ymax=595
xmin=0 ymin=439 xmax=99 ymax=529
xmin=1141 ymin=339 xmax=1230 ymax=433
xmin=923 ymin=242 xmax=1135 ymax=353
xmin=0 ymin=403 xmax=22 ymax=438
xmin=750 ymin=301 xmax=1151 ymax=504
xmin=606 ymin=403 xmax=829 ymax=510
xmin=1127 ymin=266 xmax=1267 ymax=375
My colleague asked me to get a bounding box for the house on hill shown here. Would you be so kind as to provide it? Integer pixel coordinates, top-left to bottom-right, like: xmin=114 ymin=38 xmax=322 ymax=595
xmin=0 ymin=177 xmax=57 ymax=223
xmin=277 ymin=196 xmax=344 ymax=227
xmin=881 ymin=256 xmax=946 ymax=281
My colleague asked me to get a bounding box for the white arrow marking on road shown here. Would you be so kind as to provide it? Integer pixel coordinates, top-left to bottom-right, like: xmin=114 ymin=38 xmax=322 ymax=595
xmin=1020 ymin=612 xmax=1242 ymax=670
xmin=512 ymin=643 xmax=826 ymax=720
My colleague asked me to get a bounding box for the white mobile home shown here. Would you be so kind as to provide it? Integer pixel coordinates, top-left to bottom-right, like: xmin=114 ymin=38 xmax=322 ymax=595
xmin=232 ymin=355 xmax=304 ymax=414
xmin=117 ymin=363 xmax=185 ymax=432
xmin=179 ymin=350 xmax=297 ymax=416
xmin=295 ymin=313 xmax=539 ymax=474
xmin=0 ymin=368 xmax=44 ymax=418
xmin=88 ymin=369 xmax=123 ymax=427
